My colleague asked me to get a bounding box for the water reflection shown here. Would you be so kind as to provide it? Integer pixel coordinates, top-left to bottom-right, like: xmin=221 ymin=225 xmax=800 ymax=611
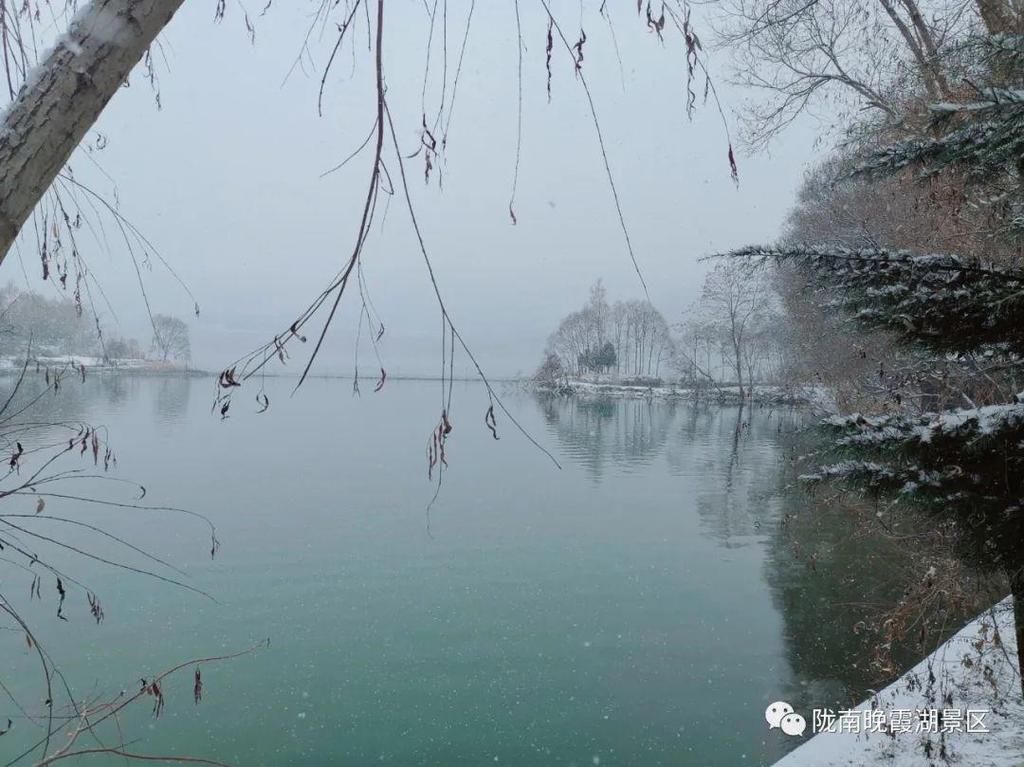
xmin=0 ymin=369 xmax=151 ymax=422
xmin=538 ymin=395 xmax=798 ymax=544
xmin=763 ymin=426 xmax=929 ymax=712
xmin=535 ymin=393 xmax=675 ymax=479
xmin=0 ymin=378 xmax=944 ymax=766
xmin=153 ymin=376 xmax=192 ymax=422
xmin=98 ymin=372 xmax=133 ymax=406
xmin=0 ymin=371 xmax=89 ymax=444
xmin=670 ymin=405 xmax=794 ymax=545
xmin=540 ymin=392 xmax=929 ymax=713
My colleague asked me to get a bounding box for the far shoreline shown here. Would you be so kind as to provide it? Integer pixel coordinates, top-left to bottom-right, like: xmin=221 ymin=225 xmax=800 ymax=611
xmin=532 ymin=378 xmax=831 ymax=409
xmin=0 ymin=364 xmax=833 ymax=411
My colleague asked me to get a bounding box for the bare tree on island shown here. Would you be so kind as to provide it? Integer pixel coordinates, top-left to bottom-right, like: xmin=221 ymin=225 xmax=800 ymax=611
xmin=150 ymin=314 xmax=191 ymax=363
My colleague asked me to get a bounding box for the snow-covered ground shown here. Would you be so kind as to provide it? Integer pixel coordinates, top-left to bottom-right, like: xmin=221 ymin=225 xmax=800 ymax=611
xmin=538 ymin=378 xmax=834 ymax=408
xmin=774 ymin=596 xmax=1023 ymax=767
xmin=0 ymin=354 xmax=185 ymax=372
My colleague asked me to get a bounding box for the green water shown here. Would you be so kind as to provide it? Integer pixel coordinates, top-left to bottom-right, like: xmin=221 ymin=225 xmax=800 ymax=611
xmin=1 ymin=378 xmax=908 ymax=766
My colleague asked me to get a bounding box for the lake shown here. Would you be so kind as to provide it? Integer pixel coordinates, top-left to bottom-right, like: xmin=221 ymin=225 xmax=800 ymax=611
xmin=2 ymin=376 xmax=914 ymax=766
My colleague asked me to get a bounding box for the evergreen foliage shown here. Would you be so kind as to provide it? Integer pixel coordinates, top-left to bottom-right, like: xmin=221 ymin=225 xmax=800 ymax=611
xmin=729 ymin=246 xmax=1024 ymax=354
xmin=727 ymin=31 xmax=1024 ymax=696
xmin=801 ymin=404 xmax=1024 ymax=572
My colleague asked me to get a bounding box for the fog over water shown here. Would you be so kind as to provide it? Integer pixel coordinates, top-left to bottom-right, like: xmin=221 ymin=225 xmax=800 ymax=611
xmin=11 ymin=2 xmax=820 ymax=375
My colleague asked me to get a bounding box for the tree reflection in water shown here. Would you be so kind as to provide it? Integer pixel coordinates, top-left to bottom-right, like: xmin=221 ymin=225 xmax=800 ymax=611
xmin=537 ymin=393 xmax=951 ymax=713
xmin=535 ymin=393 xmax=675 ymax=481
xmin=153 ymin=376 xmax=192 ymax=422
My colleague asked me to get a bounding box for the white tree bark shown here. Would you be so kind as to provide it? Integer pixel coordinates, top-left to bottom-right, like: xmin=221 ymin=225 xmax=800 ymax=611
xmin=0 ymin=0 xmax=184 ymax=260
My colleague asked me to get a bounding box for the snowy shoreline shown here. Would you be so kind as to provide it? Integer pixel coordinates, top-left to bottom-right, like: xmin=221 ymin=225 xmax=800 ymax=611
xmin=0 ymin=355 xmax=207 ymax=376
xmin=534 ymin=379 xmax=834 ymax=409
xmin=772 ymin=596 xmax=1022 ymax=767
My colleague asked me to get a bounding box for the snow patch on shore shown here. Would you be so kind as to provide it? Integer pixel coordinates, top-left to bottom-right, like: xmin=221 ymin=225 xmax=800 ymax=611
xmin=539 ymin=379 xmax=833 ymax=408
xmin=774 ymin=596 xmax=1022 ymax=767
xmin=0 ymin=355 xmax=147 ymax=370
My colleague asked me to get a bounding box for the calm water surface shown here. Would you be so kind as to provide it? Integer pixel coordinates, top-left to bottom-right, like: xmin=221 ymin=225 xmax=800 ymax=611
xmin=3 ymin=377 xmax=911 ymax=766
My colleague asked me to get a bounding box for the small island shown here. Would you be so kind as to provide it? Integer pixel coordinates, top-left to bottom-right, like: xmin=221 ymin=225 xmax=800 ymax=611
xmin=532 ymin=274 xmax=817 ymax=407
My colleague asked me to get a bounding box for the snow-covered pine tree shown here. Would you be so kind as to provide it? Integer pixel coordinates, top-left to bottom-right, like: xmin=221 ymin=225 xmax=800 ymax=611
xmin=728 ymin=248 xmax=1024 ymax=693
xmin=723 ymin=31 xmax=1024 ymax=697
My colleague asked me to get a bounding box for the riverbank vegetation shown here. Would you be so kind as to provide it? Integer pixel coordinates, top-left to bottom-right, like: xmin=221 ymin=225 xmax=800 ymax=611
xmin=720 ymin=4 xmax=1024 ymax=738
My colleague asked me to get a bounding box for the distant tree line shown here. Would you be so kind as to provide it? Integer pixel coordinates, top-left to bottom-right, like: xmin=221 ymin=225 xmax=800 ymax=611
xmin=0 ymin=282 xmax=190 ymax=363
xmin=0 ymin=282 xmax=103 ymax=357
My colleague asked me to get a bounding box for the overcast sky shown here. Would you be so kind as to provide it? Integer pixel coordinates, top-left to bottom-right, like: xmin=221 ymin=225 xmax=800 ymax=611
xmin=12 ymin=1 xmax=823 ymax=377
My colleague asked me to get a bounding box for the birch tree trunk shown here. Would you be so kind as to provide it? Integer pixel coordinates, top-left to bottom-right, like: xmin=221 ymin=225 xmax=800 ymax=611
xmin=0 ymin=0 xmax=185 ymax=261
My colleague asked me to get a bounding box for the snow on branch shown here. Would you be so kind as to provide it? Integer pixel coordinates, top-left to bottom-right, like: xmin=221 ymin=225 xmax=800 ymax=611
xmin=798 ymin=400 xmax=1024 ymax=573
xmin=721 ymin=245 xmax=1024 ymax=355
xmin=851 ymin=81 xmax=1024 ymax=182
xmin=821 ymin=401 xmax=1024 ymax=462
